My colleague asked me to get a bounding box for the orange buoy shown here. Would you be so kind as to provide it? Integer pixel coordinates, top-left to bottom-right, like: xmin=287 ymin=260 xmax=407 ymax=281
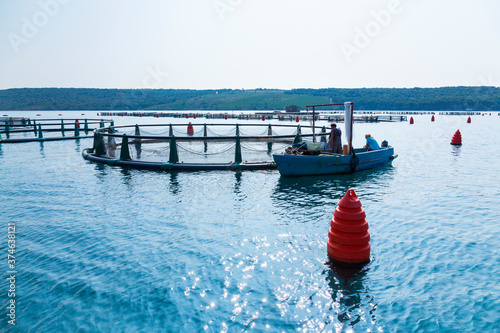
xmin=451 ymin=129 xmax=462 ymax=145
xmin=187 ymin=122 xmax=194 ymax=135
xmin=295 ymin=116 xmax=299 ymax=122
xmin=224 ymin=114 xmax=228 ymax=120
xmin=327 ymin=189 xmax=370 ymax=266
xmin=409 ymin=117 xmax=414 ymax=124
xmin=262 ymin=115 xmax=265 ymax=121
xmin=467 ymin=117 xmax=471 ymax=123
xmin=431 ymin=115 xmax=435 ymax=121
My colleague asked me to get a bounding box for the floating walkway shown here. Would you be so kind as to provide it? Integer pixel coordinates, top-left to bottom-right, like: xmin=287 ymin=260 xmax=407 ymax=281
xmin=98 ymin=111 xmax=407 ymax=122
xmin=0 ymin=118 xmax=112 ymax=144
xmin=82 ymin=149 xmax=276 ymax=171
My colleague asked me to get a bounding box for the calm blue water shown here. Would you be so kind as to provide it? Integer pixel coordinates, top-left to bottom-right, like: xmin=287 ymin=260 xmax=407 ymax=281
xmin=1 ymin=112 xmax=500 ymax=332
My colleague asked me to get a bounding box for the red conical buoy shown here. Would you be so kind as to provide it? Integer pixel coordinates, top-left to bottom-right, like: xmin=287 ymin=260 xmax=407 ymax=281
xmin=224 ymin=114 xmax=228 ymax=120
xmin=327 ymin=189 xmax=370 ymax=266
xmin=295 ymin=116 xmax=299 ymax=122
xmin=262 ymin=115 xmax=265 ymax=121
xmin=431 ymin=115 xmax=435 ymax=121
xmin=451 ymin=130 xmax=462 ymax=145
xmin=467 ymin=117 xmax=471 ymax=123
xmin=409 ymin=117 xmax=414 ymax=124
xmin=187 ymin=122 xmax=194 ymax=135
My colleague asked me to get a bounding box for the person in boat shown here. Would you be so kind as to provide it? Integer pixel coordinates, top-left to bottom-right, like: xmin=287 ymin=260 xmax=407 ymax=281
xmin=328 ymin=123 xmax=342 ymax=154
xmin=364 ymin=134 xmax=380 ymax=151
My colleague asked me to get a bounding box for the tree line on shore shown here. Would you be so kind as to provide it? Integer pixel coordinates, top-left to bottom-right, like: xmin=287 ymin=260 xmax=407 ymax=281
xmin=0 ymin=86 xmax=498 ymax=111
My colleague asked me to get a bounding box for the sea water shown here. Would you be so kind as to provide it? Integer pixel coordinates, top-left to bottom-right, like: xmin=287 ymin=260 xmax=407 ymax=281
xmin=0 ymin=112 xmax=499 ymax=332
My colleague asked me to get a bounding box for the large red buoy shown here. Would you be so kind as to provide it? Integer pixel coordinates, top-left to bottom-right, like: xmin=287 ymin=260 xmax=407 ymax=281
xmin=409 ymin=117 xmax=414 ymax=124
xmin=467 ymin=117 xmax=471 ymax=123
xmin=431 ymin=115 xmax=435 ymax=121
xmin=327 ymin=189 xmax=370 ymax=266
xmin=295 ymin=116 xmax=299 ymax=122
xmin=187 ymin=122 xmax=194 ymax=135
xmin=451 ymin=130 xmax=462 ymax=145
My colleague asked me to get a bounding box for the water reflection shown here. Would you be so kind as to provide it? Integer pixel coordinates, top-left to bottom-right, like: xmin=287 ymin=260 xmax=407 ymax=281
xmin=324 ymin=259 xmax=376 ymax=330
xmin=451 ymin=144 xmax=461 ymax=157
xmin=74 ymin=139 xmax=81 ymax=152
xmin=39 ymin=142 xmax=45 ymax=157
xmin=272 ymin=165 xmax=396 ymax=210
xmin=120 ymin=168 xmax=133 ymax=190
xmin=169 ymin=172 xmax=180 ymax=195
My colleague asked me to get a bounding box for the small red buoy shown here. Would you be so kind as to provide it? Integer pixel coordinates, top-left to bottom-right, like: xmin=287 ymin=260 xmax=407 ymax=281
xmin=431 ymin=115 xmax=435 ymax=121
xmin=262 ymin=115 xmax=265 ymax=121
xmin=186 ymin=114 xmax=189 ymax=119
xmin=187 ymin=122 xmax=194 ymax=135
xmin=75 ymin=119 xmax=80 ymax=128
xmin=97 ymin=113 xmax=100 ymax=116
xmin=193 ymin=114 xmax=197 ymax=119
xmin=295 ymin=116 xmax=299 ymax=122
xmin=467 ymin=117 xmax=471 ymax=123
xmin=451 ymin=129 xmax=462 ymax=145
xmin=121 ymin=113 xmax=124 ymax=117
xmin=224 ymin=114 xmax=228 ymax=120
xmin=327 ymin=189 xmax=370 ymax=265
xmin=156 ymin=113 xmax=159 ymax=118
xmin=409 ymin=117 xmax=414 ymax=124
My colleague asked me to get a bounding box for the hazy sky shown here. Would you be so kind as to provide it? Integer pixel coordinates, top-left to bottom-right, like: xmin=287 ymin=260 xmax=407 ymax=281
xmin=1 ymin=0 xmax=499 ymax=90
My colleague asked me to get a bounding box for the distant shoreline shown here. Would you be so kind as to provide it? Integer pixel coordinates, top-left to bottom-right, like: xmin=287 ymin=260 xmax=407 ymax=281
xmin=1 ymin=87 xmax=499 ymax=111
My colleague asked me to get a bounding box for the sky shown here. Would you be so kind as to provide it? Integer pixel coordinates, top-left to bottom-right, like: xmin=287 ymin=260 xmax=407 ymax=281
xmin=0 ymin=0 xmax=499 ymax=90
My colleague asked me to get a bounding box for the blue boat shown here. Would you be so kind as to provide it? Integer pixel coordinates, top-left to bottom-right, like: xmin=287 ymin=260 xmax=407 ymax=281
xmin=273 ymin=102 xmax=397 ymax=176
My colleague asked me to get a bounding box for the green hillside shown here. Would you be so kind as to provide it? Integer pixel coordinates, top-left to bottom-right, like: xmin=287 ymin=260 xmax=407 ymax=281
xmin=0 ymin=87 xmax=499 ymax=111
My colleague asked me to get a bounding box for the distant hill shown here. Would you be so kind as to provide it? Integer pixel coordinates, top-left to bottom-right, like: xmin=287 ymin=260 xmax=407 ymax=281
xmin=0 ymin=87 xmax=499 ymax=111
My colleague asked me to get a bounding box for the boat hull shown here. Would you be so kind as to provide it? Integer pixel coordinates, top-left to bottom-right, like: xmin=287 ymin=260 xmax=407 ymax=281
xmin=273 ymin=147 xmax=396 ymax=176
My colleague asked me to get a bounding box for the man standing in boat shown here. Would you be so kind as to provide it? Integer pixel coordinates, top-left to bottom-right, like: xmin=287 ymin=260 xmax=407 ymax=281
xmin=329 ymin=123 xmax=342 ymax=154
